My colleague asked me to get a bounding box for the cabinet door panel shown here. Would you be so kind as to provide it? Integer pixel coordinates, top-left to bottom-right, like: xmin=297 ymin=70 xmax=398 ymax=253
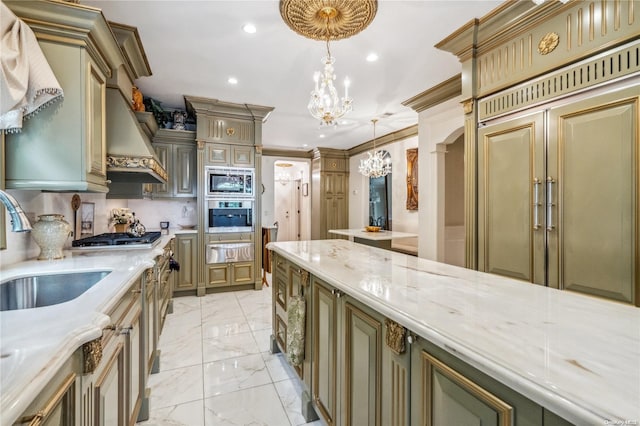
xmin=206 ymin=144 xmax=231 ymax=165
xmin=417 ymin=351 xmax=512 ymax=426
xmin=548 ymin=89 xmax=638 ymax=304
xmin=478 ymin=113 xmax=545 ymax=283
xmin=94 ymin=342 xmax=125 ymax=426
xmin=207 ymin=264 xmax=230 ymax=287
xmin=344 ymin=302 xmax=382 ymax=426
xmin=313 ymin=280 xmax=338 ymax=425
xmin=175 ymin=145 xmax=196 ymax=196
xmin=175 ymin=234 xmax=197 ymax=291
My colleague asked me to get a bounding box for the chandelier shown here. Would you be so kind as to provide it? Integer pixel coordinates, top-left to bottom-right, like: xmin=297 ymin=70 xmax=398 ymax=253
xmin=279 ymin=0 xmax=378 ymax=126
xmin=359 ymin=119 xmax=391 ymax=178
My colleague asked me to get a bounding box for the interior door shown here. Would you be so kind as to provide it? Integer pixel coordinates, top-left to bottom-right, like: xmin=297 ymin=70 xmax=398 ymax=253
xmin=478 ymin=112 xmax=545 ymax=284
xmin=547 ymin=87 xmax=638 ymax=304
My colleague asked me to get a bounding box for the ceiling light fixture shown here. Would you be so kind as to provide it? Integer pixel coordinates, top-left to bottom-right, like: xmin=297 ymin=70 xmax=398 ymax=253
xmin=243 ymin=23 xmax=257 ymax=34
xmin=279 ymin=0 xmax=377 ymax=126
xmin=359 ymin=119 xmax=391 ymax=178
xmin=227 ymin=77 xmax=238 ymax=85
xmin=366 ymin=52 xmax=378 ymax=62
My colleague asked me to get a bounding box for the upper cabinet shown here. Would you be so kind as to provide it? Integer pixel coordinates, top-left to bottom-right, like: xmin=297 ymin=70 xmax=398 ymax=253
xmin=206 ymin=143 xmax=254 ymax=167
xmin=3 ymin=1 xmax=119 ymax=192
xmin=150 ymin=129 xmax=197 ymax=198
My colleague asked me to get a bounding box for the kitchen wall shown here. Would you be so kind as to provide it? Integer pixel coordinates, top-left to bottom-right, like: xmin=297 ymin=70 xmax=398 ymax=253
xmin=1 ymin=191 xmax=110 ymax=267
xmin=349 ymin=135 xmax=419 ymax=233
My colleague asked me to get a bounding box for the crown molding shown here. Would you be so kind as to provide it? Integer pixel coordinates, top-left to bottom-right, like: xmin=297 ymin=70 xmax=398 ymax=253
xmin=402 ymin=74 xmax=461 ymax=113
xmin=348 ymin=124 xmax=418 ymax=157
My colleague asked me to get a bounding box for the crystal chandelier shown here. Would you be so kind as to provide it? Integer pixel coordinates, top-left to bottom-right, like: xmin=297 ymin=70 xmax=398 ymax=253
xmin=359 ymin=119 xmax=391 ymax=178
xmin=307 ymin=8 xmax=352 ymax=126
xmin=279 ymin=0 xmax=377 ymax=126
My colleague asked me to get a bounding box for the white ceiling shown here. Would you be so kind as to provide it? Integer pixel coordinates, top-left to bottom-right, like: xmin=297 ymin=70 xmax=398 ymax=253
xmin=83 ymin=0 xmax=504 ymax=151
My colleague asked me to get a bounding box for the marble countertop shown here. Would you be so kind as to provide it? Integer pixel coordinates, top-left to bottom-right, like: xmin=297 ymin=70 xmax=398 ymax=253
xmin=267 ymin=239 xmax=640 ymax=425
xmin=0 ymin=235 xmax=174 ymax=425
xmin=328 ymin=228 xmax=418 ymax=240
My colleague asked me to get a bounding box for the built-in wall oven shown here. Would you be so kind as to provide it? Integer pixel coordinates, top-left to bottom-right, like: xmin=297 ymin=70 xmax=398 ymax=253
xmin=206 ymin=167 xmax=254 ymax=198
xmin=206 ymin=198 xmax=254 ymax=233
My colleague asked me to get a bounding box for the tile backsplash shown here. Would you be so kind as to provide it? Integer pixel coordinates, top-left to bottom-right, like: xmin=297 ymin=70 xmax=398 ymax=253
xmin=1 ymin=190 xmax=196 ymax=268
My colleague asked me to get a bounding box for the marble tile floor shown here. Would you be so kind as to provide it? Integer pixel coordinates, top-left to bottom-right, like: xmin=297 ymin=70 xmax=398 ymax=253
xmin=137 ymin=277 xmax=323 ymax=426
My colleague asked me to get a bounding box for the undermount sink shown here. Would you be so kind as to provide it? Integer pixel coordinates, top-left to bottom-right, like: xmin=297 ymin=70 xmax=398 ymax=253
xmin=0 ymin=270 xmax=111 ymax=311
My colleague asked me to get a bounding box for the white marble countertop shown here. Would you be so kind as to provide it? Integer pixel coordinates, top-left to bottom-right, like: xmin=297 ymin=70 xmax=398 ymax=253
xmin=267 ymin=239 xmax=640 ymax=425
xmin=328 ymin=228 xmax=418 ymax=240
xmin=0 ymin=235 xmax=174 ymax=425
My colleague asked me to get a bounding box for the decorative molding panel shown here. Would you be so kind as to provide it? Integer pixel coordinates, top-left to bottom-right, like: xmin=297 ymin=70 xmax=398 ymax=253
xmin=479 ymin=40 xmax=640 ymax=121
xmin=476 ymin=0 xmax=639 ymax=97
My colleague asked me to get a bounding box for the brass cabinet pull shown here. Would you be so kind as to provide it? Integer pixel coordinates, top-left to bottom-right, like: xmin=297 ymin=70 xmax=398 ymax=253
xmin=533 ymin=178 xmax=541 ymax=230
xmin=546 ymin=177 xmax=556 ymax=231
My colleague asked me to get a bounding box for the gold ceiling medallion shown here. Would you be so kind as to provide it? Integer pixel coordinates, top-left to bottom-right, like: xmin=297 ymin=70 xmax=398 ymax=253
xmin=279 ymin=0 xmax=377 ymax=41
xmin=537 ymin=32 xmax=559 ymax=55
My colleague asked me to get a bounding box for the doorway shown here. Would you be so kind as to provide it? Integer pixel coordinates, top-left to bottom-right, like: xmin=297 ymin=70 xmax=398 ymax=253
xmin=274 ymin=161 xmax=303 ymax=241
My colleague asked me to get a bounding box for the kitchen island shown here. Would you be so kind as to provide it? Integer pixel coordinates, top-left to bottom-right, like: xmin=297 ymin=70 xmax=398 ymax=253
xmin=328 ymin=228 xmax=417 ymax=250
xmin=267 ymin=239 xmax=640 ymax=426
xmin=0 ymin=235 xmax=174 ymax=425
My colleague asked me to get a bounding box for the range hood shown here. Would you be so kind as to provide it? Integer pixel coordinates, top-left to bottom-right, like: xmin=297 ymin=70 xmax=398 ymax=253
xmin=106 ymin=87 xmax=167 ymax=184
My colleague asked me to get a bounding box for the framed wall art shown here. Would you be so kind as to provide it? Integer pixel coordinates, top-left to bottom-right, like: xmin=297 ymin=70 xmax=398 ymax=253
xmin=406 ymin=148 xmax=418 ymax=210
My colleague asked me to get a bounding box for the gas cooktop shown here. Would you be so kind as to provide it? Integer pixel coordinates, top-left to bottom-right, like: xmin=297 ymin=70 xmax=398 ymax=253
xmin=72 ymin=232 xmax=162 ymax=248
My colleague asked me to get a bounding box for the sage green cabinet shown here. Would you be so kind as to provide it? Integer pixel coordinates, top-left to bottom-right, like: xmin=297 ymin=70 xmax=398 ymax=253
xmin=410 ymin=338 xmax=541 ymax=426
xmin=205 ymin=143 xmax=254 ymax=167
xmin=311 ymin=277 xmax=387 ymax=426
xmin=5 ymin=41 xmax=108 ymax=192
xmin=478 ymin=86 xmax=639 ymax=305
xmin=15 ymin=353 xmax=80 ymax=425
xmin=206 ymin=262 xmax=254 ymax=288
xmin=311 ymin=149 xmax=349 ymax=240
xmin=174 ymin=233 xmax=198 ymax=293
xmin=312 ymin=277 xmax=340 ymax=426
xmin=150 ymin=129 xmax=197 ymax=199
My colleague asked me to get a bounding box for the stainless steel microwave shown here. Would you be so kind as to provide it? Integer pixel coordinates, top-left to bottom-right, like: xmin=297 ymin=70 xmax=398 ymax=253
xmin=206 ymin=167 xmax=254 ymax=197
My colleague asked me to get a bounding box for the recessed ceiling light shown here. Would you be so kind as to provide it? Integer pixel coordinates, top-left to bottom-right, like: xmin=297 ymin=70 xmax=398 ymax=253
xmin=319 ymin=134 xmax=325 ymax=138
xmin=366 ymin=52 xmax=379 ymax=62
xmin=302 ymin=144 xmax=308 ymax=147
xmin=243 ymin=23 xmax=256 ymax=34
xmin=228 ymin=77 xmax=238 ymax=85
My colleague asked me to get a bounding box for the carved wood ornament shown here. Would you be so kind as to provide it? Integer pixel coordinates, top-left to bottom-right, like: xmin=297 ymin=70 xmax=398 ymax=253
xmin=385 ymin=318 xmax=407 ymax=355
xmin=406 ymin=148 xmax=418 ymax=210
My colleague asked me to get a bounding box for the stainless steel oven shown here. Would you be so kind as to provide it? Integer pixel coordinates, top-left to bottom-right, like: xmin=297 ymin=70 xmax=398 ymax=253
xmin=206 ymin=198 xmax=254 ymax=233
xmin=205 ymin=242 xmax=254 ymax=264
xmin=206 ymin=167 xmax=254 ymax=198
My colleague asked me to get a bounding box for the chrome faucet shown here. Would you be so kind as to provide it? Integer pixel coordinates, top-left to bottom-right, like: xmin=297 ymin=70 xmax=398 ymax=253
xmin=0 ymin=190 xmax=32 ymax=232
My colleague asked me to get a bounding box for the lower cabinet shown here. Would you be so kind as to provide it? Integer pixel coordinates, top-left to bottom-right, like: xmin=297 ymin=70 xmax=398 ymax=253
xmin=80 ymin=276 xmax=144 ymax=426
xmin=271 ymin=255 xmax=574 ymax=426
xmin=206 ymin=262 xmax=254 ymax=288
xmin=311 ymin=277 xmax=393 ymax=426
xmin=410 ymin=338 xmax=542 ymax=426
xmin=174 ymin=233 xmax=197 ymax=292
xmin=15 ymin=353 xmax=80 ymax=425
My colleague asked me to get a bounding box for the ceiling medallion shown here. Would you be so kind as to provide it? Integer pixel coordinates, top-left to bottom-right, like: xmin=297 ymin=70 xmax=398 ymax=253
xmin=280 ymin=0 xmax=377 ymax=126
xmin=279 ymin=0 xmax=378 ymax=41
xmin=537 ymin=32 xmax=559 ymax=55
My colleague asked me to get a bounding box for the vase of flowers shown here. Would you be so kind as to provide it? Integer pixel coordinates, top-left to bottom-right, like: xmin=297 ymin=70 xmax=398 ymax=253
xmin=110 ymin=208 xmax=133 ymax=233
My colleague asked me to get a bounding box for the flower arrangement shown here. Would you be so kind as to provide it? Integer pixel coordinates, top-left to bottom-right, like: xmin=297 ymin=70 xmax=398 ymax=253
xmin=110 ymin=208 xmax=133 ymax=225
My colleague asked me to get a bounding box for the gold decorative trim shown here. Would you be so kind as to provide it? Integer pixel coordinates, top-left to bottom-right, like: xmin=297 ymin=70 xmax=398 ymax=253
xmin=385 ymin=318 xmax=407 ymax=355
xmin=106 ymin=155 xmax=168 ymax=181
xmin=462 ymin=99 xmax=474 ymax=114
xmin=82 ymin=338 xmax=103 ymax=374
xmin=406 ymin=148 xmax=419 ymax=211
xmin=226 ymin=127 xmax=235 ymax=136
xmin=279 ymin=0 xmax=377 ymax=41
xmin=301 ymin=270 xmax=310 ymax=288
xmin=537 ymin=32 xmax=559 ymax=55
